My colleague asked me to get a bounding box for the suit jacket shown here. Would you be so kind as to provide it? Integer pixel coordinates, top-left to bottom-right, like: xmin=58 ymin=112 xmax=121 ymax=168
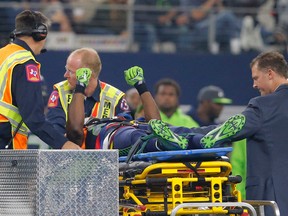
xmin=232 ymin=84 xmax=288 ymax=215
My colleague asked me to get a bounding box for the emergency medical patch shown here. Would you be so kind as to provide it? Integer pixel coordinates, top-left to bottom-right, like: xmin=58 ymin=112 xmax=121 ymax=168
xmin=26 ymin=64 xmax=41 ymax=82
xmin=47 ymin=91 xmax=59 ymax=108
xmin=120 ymin=98 xmax=130 ymax=111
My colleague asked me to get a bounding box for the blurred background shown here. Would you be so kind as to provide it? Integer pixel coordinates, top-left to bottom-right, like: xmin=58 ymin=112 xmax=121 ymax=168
xmin=1 ymin=0 xmax=287 ymax=119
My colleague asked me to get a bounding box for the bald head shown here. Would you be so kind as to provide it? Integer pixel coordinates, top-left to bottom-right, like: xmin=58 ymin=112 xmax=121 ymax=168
xmin=69 ymin=48 xmax=102 ymax=77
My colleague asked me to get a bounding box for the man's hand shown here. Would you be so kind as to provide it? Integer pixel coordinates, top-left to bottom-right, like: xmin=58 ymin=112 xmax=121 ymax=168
xmin=76 ymin=68 xmax=92 ymax=87
xmin=124 ymin=66 xmax=144 ymax=86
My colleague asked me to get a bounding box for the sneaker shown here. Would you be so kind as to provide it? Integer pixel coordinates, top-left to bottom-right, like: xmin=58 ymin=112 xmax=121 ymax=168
xmin=148 ymin=119 xmax=188 ymax=150
xmin=200 ymin=114 xmax=245 ymax=148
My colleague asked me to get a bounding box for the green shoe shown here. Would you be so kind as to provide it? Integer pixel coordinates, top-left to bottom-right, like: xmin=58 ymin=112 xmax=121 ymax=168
xmin=200 ymin=114 xmax=246 ymax=148
xmin=148 ymin=119 xmax=188 ymax=150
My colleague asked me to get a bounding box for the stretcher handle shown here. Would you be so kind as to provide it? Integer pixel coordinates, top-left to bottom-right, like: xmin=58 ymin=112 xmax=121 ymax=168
xmin=244 ymin=200 xmax=280 ymax=216
xmin=146 ymin=177 xmax=167 ymax=186
xmin=228 ymin=175 xmax=242 ymax=183
xmin=119 ymin=180 xmax=131 ymax=187
xmin=170 ymin=202 xmax=257 ymax=216
xmin=227 ymin=207 xmax=244 ymax=214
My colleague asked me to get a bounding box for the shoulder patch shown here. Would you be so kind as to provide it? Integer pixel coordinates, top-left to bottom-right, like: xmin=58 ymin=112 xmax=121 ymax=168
xmin=26 ymin=64 xmax=41 ymax=82
xmin=120 ymin=98 xmax=130 ymax=111
xmin=47 ymin=91 xmax=59 ymax=108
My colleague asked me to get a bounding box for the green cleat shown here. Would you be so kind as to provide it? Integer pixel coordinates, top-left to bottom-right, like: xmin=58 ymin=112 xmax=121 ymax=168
xmin=200 ymin=114 xmax=246 ymax=148
xmin=148 ymin=119 xmax=188 ymax=150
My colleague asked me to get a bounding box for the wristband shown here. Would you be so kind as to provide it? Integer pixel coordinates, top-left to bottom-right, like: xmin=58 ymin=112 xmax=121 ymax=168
xmin=134 ymin=82 xmax=148 ymax=95
xmin=74 ymin=84 xmax=85 ymax=94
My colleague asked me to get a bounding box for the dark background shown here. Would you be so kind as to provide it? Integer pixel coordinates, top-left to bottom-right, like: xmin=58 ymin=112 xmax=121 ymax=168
xmin=38 ymin=51 xmax=263 ymax=107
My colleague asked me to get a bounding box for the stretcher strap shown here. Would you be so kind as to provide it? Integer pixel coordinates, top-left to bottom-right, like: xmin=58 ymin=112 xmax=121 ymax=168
xmin=164 ymin=181 xmax=168 ymax=213
xmin=106 ymin=124 xmax=125 ymax=148
xmin=84 ymin=116 xmax=130 ymax=127
xmin=182 ymin=161 xmax=202 ymax=178
xmin=125 ymin=133 xmax=155 ymax=164
xmin=97 ymin=120 xmax=134 ymax=149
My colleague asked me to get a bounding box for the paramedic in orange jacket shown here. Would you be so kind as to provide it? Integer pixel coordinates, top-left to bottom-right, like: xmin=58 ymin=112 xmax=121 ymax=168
xmin=0 ymin=10 xmax=80 ymax=150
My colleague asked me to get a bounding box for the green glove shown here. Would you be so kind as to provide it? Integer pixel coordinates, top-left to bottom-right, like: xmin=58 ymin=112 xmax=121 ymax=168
xmin=124 ymin=66 xmax=144 ymax=86
xmin=76 ymin=68 xmax=92 ymax=87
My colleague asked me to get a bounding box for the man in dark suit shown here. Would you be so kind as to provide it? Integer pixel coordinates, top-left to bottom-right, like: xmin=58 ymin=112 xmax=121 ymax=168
xmin=200 ymin=51 xmax=288 ymax=215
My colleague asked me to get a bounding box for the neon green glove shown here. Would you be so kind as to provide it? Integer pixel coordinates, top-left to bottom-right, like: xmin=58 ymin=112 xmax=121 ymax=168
xmin=124 ymin=66 xmax=145 ymax=86
xmin=76 ymin=68 xmax=92 ymax=87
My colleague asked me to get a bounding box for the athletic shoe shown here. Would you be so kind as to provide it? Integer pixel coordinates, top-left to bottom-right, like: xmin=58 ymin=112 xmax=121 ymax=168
xmin=148 ymin=119 xmax=188 ymax=150
xmin=200 ymin=114 xmax=245 ymax=148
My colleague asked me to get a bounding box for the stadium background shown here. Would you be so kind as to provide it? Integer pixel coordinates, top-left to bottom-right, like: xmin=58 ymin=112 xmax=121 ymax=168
xmin=38 ymin=51 xmax=261 ymax=107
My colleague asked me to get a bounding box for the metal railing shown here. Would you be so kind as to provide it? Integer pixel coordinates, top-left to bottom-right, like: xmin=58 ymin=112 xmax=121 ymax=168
xmin=0 ymin=1 xmax=286 ymax=54
xmin=170 ymin=202 xmax=257 ymax=216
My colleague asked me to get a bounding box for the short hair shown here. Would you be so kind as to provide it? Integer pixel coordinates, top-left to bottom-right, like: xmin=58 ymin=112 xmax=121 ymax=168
xmin=154 ymin=78 xmax=181 ymax=96
xmin=70 ymin=48 xmax=102 ymax=77
xmin=250 ymin=51 xmax=288 ymax=78
xmin=15 ymin=10 xmax=50 ymax=34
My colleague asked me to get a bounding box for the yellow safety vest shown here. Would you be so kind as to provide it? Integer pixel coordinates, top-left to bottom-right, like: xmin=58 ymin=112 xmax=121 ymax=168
xmin=0 ymin=43 xmax=40 ymax=149
xmin=54 ymin=80 xmax=125 ymax=148
xmin=53 ymin=80 xmax=125 ymax=119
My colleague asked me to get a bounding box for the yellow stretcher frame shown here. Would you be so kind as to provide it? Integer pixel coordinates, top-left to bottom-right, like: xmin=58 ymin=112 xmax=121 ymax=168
xmin=119 ymin=160 xmax=243 ymax=215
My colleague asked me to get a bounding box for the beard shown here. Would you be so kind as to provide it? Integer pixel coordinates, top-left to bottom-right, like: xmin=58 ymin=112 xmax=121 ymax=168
xmin=159 ymin=105 xmax=176 ymax=113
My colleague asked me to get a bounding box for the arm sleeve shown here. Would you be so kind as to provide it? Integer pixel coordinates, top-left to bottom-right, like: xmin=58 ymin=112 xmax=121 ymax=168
xmin=12 ymin=61 xmax=68 ymax=149
xmin=195 ymin=98 xmax=262 ymax=148
xmin=215 ymin=99 xmax=262 ymax=144
xmin=46 ymin=90 xmax=67 ymax=135
xmin=234 ymin=98 xmax=262 ymax=140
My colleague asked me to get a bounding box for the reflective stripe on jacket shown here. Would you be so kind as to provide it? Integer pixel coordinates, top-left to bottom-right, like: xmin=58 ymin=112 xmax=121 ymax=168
xmin=54 ymin=80 xmax=125 ymax=148
xmin=0 ymin=44 xmax=39 ymax=149
xmin=54 ymin=80 xmax=125 ymax=119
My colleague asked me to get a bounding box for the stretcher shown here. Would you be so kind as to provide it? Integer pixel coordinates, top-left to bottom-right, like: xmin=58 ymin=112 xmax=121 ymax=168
xmin=119 ymin=147 xmax=252 ymax=216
